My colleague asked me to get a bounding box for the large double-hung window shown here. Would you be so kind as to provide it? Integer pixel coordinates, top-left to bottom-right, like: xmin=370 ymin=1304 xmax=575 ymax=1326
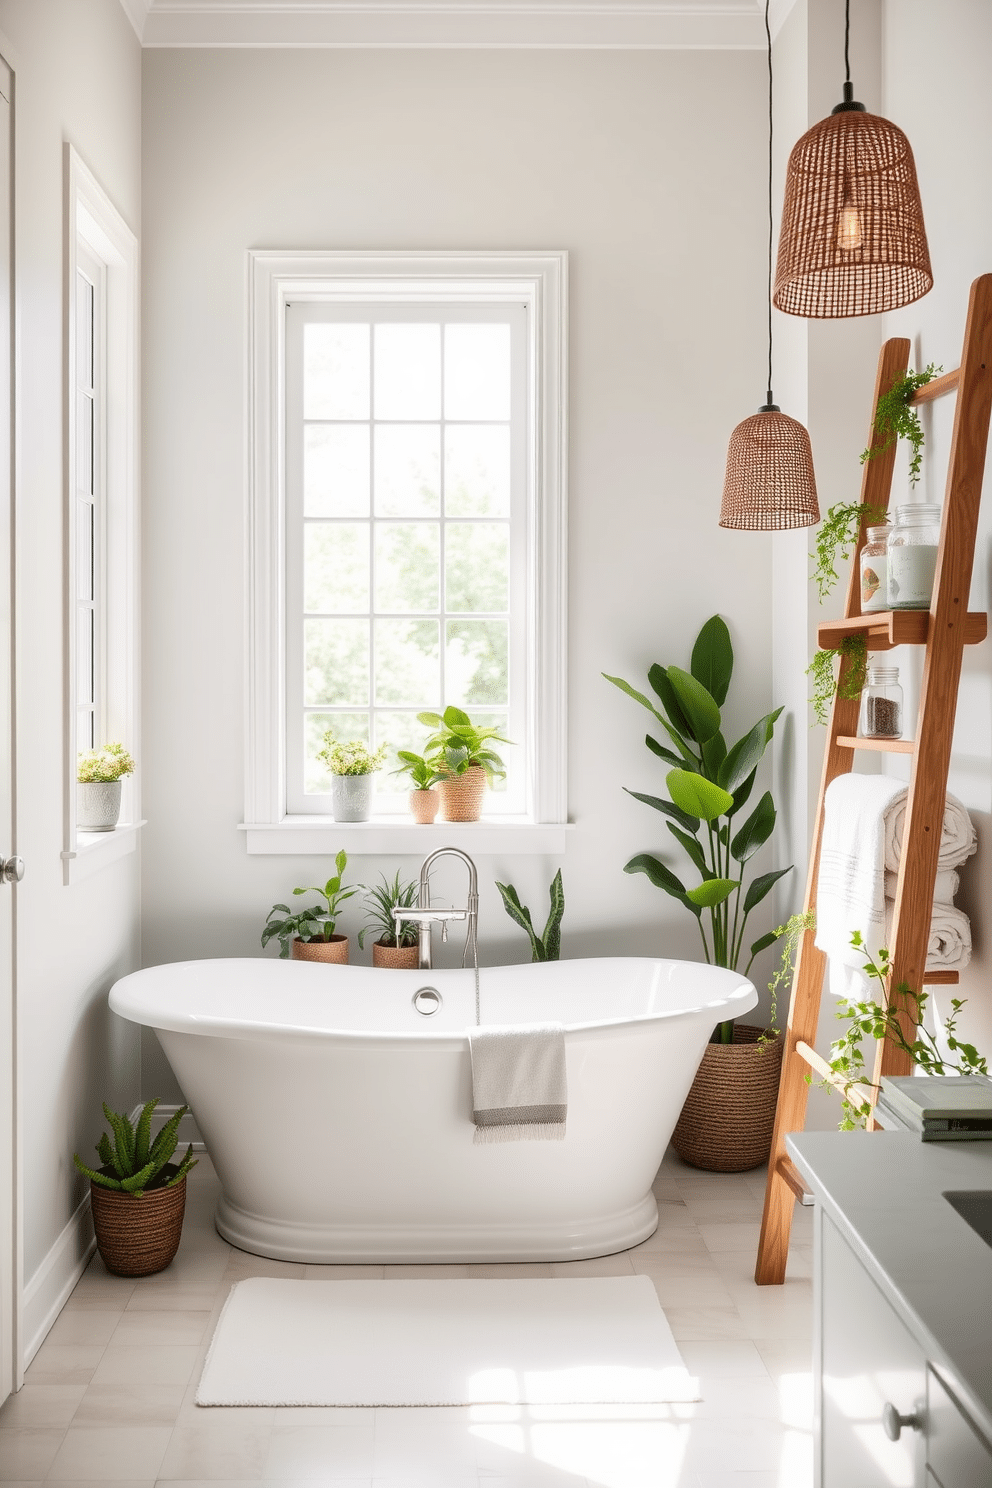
xmin=246 ymin=253 xmax=566 ymax=851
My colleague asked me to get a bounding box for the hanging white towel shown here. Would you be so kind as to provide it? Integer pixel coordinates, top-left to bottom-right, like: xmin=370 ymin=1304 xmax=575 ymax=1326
xmin=883 ymin=790 xmax=977 ymax=872
xmin=468 ymin=1024 xmax=567 ymax=1144
xmin=884 ymin=899 xmax=972 ymax=974
xmin=816 ymin=774 xmax=906 ymax=999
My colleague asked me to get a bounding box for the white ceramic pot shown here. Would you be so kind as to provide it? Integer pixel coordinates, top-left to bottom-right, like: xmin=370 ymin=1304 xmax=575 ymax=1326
xmin=77 ymin=780 xmax=122 ymax=832
xmin=330 ymin=773 xmax=373 ymax=822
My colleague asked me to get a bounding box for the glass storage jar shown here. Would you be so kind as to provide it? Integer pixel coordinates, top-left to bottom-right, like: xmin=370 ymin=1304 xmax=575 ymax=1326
xmin=860 ymin=525 xmax=890 ymax=613
xmin=860 ymin=666 xmax=903 ymax=739
xmin=887 ymin=503 xmax=941 ymax=609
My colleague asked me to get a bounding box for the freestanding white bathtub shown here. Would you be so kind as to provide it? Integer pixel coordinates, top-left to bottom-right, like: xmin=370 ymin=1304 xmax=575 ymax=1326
xmin=109 ymin=957 xmax=756 ymax=1263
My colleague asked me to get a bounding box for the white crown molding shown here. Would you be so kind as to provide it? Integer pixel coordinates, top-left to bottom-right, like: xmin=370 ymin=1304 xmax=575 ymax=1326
xmin=136 ymin=0 xmax=800 ymax=49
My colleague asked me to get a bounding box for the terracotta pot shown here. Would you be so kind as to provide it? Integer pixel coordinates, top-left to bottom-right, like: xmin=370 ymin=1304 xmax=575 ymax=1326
xmin=291 ymin=934 xmax=349 ymax=964
xmin=77 ymin=780 xmax=122 ymax=832
xmin=90 ymin=1167 xmax=187 ymax=1277
xmin=670 ymin=1025 xmax=784 ymax=1172
xmin=372 ymin=941 xmax=420 ymax=969
xmin=410 ymin=789 xmax=439 ymax=824
xmin=436 ymin=766 xmax=487 ymax=822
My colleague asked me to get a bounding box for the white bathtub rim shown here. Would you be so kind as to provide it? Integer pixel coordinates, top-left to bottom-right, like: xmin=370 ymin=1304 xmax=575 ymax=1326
xmin=215 ymin=1190 xmax=660 ymax=1264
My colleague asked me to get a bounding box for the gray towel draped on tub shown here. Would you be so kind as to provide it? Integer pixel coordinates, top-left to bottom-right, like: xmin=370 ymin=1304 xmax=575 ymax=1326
xmin=468 ymin=1023 xmax=567 ymax=1143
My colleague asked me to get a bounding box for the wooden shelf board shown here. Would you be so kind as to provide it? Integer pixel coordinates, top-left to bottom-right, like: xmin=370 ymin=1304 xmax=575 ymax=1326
xmin=818 ymin=610 xmax=988 ymax=651
xmin=837 ymin=736 xmax=915 ymax=754
xmin=909 ymin=367 xmax=960 ymax=405
xmin=924 ymin=971 xmax=960 ymax=984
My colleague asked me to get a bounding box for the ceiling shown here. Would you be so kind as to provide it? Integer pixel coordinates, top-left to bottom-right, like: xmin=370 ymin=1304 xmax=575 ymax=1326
xmin=121 ymin=0 xmax=798 ymax=49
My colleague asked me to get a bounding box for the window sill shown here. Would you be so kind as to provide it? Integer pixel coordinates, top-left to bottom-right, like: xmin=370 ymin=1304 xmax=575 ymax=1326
xmin=62 ymin=820 xmax=146 ymax=885
xmin=239 ymin=817 xmax=571 ymax=856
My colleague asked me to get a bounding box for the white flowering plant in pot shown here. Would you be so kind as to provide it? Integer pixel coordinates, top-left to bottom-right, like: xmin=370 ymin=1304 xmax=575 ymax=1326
xmin=316 ymin=735 xmax=388 ymax=822
xmin=76 ymin=743 xmax=136 ymax=832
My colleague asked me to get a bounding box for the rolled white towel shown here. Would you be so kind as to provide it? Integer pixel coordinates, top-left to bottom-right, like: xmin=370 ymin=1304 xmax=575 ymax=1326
xmin=884 ymin=899 xmax=972 ymax=973
xmin=884 ymin=869 xmax=960 ymax=903
xmin=883 ymin=790 xmax=977 ymax=873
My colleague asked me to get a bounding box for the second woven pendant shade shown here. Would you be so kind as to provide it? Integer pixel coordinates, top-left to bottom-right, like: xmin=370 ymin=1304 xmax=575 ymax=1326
xmin=774 ymin=104 xmax=932 ymax=319
xmin=720 ymin=406 xmax=819 ymax=531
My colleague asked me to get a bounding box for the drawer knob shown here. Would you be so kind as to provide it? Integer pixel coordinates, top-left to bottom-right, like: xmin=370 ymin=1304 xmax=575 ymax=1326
xmin=882 ymin=1402 xmax=923 ymax=1442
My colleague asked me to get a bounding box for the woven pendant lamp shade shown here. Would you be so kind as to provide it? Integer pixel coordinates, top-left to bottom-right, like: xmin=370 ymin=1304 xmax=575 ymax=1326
xmin=720 ymin=407 xmax=819 ymax=531
xmin=774 ymin=108 xmax=932 ymax=319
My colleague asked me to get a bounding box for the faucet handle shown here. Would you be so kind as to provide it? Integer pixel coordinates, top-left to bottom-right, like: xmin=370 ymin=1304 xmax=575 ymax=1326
xmin=441 ymin=919 xmax=449 ymax=943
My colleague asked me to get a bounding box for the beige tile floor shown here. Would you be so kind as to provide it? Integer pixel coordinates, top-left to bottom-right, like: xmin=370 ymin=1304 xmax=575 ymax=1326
xmin=0 ymin=1151 xmax=815 ymax=1487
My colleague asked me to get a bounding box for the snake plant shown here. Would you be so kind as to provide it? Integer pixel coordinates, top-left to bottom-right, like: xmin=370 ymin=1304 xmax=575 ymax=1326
xmin=73 ymin=1099 xmax=197 ymax=1195
xmin=496 ymin=870 xmax=565 ymax=962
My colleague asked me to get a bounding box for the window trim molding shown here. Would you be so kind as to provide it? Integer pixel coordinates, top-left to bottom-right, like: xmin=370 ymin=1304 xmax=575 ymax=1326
xmin=245 ymin=249 xmax=568 ymax=851
xmin=62 ymin=146 xmax=140 ymax=885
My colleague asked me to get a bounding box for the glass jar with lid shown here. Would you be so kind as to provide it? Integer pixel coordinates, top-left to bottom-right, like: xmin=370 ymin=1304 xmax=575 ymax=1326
xmin=860 ymin=666 xmax=903 ymax=739
xmin=860 ymin=525 xmax=890 ymax=613
xmin=887 ymin=503 xmax=941 ymax=609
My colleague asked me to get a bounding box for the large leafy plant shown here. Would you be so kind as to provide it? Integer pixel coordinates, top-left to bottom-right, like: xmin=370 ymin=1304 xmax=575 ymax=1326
xmin=262 ymin=849 xmax=357 ymax=958
xmin=605 ymin=615 xmax=792 ymax=1042
xmin=73 ymin=1099 xmax=197 ymax=1196
xmin=496 ymin=870 xmax=565 ymax=962
xmin=417 ymin=706 xmax=511 ymax=781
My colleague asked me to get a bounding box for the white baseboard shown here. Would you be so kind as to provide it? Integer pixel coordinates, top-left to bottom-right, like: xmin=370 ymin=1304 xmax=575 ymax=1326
xmin=22 ymin=1193 xmax=96 ymax=1369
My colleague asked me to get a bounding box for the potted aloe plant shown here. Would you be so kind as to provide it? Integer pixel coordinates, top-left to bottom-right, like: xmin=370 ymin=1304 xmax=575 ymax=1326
xmin=605 ymin=614 xmax=792 ymax=1172
xmin=316 ymin=735 xmax=387 ymax=822
xmin=416 ymin=706 xmax=512 ymax=822
xmin=77 ymin=743 xmax=135 ymax=832
xmin=393 ymin=750 xmax=442 ymax=824
xmin=359 ymin=871 xmax=420 ymax=968
xmin=262 ymin=849 xmax=356 ymax=963
xmin=73 ymin=1099 xmax=197 ymax=1276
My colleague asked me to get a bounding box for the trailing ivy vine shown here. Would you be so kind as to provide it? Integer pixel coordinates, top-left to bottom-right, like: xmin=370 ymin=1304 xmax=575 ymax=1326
xmin=807 ymin=634 xmax=868 ymax=726
xmin=860 ymin=363 xmax=941 ymax=488
xmin=811 ymin=502 xmax=887 ymax=603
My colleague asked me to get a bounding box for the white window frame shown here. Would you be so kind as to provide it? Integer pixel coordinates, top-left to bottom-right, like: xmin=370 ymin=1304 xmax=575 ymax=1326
xmin=61 ymin=147 xmax=140 ymax=884
xmin=244 ymin=250 xmax=568 ymax=855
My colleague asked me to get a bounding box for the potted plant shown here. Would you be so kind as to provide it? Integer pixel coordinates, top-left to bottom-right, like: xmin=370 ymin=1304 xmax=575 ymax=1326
xmin=605 ymin=614 xmax=793 ymax=1171
xmin=261 ymin=849 xmax=356 ymax=963
xmin=316 ymin=735 xmax=387 ymax=822
xmin=496 ymin=870 xmax=565 ymax=962
xmin=416 ymin=706 xmax=512 ymax=823
xmin=77 ymin=743 xmax=135 ymax=832
xmin=73 ymin=1099 xmax=197 ymax=1276
xmin=393 ymin=750 xmax=443 ymax=823
xmin=358 ymin=871 xmax=420 ymax=968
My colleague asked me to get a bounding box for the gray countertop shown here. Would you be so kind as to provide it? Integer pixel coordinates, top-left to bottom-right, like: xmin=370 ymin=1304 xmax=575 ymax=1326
xmin=789 ymin=1130 xmax=992 ymax=1442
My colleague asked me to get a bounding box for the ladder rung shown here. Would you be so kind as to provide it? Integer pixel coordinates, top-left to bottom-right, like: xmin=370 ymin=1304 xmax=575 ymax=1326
xmin=818 ymin=610 xmax=988 ymax=651
xmin=836 ymin=735 xmax=915 ymax=754
xmin=796 ymin=1039 xmax=875 ymax=1108
xmin=924 ymin=970 xmax=960 ymax=984
xmin=909 ymin=367 xmax=960 ymax=405
xmin=776 ymin=1155 xmax=815 ymax=1207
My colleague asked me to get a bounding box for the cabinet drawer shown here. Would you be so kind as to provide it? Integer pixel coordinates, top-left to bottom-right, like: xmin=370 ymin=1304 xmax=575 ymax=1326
xmin=927 ymin=1367 xmax=992 ymax=1488
xmin=821 ymin=1214 xmax=927 ymax=1488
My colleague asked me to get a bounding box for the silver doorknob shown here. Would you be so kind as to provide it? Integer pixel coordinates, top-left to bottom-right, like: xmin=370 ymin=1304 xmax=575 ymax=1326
xmin=882 ymin=1401 xmax=923 ymax=1441
xmin=0 ymin=856 xmax=24 ymax=884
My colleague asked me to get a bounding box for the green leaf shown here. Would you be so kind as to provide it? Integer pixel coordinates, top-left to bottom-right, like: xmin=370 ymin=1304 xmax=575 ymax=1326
xmin=718 ymin=709 xmax=782 ymax=794
xmin=666 ymin=768 xmax=733 ymax=823
xmin=603 ymin=674 xmax=667 ymax=729
xmin=666 ymin=821 xmax=709 ymax=877
xmin=417 ymin=711 xmax=444 ymax=727
xmin=442 ymin=705 xmax=471 ymax=728
xmin=743 ymin=865 xmax=794 ymax=915
xmin=685 ymin=878 xmax=739 ymax=908
xmin=665 ymin=667 xmax=721 ymax=743
xmin=623 ymin=854 xmax=701 ymax=917
xmin=729 ymin=767 xmax=757 ymax=818
xmin=730 ymin=791 xmax=776 ymax=862
xmin=690 ymin=615 xmax=734 ymax=707
xmin=335 ymin=849 xmax=347 ymax=876
xmin=541 ymin=869 xmax=565 ymax=962
xmin=624 ymin=788 xmax=699 ymax=833
xmin=701 ymin=730 xmax=727 ymax=781
xmin=647 ymin=665 xmax=694 ymax=741
xmin=644 ymin=734 xmax=683 ymax=767
xmin=133 ymin=1099 xmax=158 ymax=1170
xmin=749 ymin=929 xmax=779 ymax=958
xmin=496 ymin=881 xmax=544 ymax=961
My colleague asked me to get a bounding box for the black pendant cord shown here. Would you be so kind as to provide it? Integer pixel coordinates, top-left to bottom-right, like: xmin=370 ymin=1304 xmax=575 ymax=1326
xmin=763 ymin=0 xmax=776 ymax=410
xmin=844 ymin=0 xmax=851 ymax=85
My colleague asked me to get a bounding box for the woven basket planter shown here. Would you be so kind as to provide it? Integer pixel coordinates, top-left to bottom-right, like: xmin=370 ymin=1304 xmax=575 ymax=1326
xmin=671 ymin=1025 xmax=784 ymax=1173
xmin=409 ymin=789 xmax=439 ymax=824
xmin=291 ymin=935 xmax=349 ymax=964
xmin=90 ymin=1167 xmax=187 ymax=1277
xmin=437 ymin=766 xmax=487 ymax=823
xmin=372 ymin=941 xmax=420 ymax=969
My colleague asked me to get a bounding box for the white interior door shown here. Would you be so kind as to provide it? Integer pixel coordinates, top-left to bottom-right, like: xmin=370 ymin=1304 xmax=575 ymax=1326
xmin=0 ymin=58 xmax=17 ymax=1406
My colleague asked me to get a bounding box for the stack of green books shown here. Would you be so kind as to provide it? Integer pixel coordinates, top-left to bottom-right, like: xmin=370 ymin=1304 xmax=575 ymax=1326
xmin=877 ymin=1075 xmax=992 ymax=1141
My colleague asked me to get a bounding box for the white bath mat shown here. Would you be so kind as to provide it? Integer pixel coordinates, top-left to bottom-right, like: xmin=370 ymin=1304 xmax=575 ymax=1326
xmin=196 ymin=1275 xmax=698 ymax=1407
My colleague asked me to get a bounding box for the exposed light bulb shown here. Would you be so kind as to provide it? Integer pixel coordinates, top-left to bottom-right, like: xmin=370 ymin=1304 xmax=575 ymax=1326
xmin=837 ymin=200 xmax=863 ymax=252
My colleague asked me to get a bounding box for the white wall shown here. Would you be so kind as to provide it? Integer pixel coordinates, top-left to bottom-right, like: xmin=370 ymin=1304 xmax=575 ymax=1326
xmin=0 ymin=0 xmax=142 ymax=1345
xmin=140 ymin=46 xmax=779 ymax=1096
xmin=882 ymin=0 xmax=992 ymax=1058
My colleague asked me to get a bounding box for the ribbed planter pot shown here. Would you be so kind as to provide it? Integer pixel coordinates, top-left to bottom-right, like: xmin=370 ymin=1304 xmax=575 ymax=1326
xmin=90 ymin=1167 xmax=187 ymax=1277
xmin=671 ymin=1025 xmax=784 ymax=1173
xmin=291 ymin=935 xmax=349 ymax=964
xmin=409 ymin=789 xmax=439 ymax=824
xmin=437 ymin=766 xmax=487 ymax=823
xmin=330 ymin=774 xmax=373 ymax=822
xmin=372 ymin=941 xmax=420 ymax=969
xmin=77 ymin=780 xmax=122 ymax=832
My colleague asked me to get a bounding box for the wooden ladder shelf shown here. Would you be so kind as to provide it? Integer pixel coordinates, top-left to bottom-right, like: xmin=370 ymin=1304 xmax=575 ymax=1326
xmin=754 ymin=273 xmax=992 ymax=1288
